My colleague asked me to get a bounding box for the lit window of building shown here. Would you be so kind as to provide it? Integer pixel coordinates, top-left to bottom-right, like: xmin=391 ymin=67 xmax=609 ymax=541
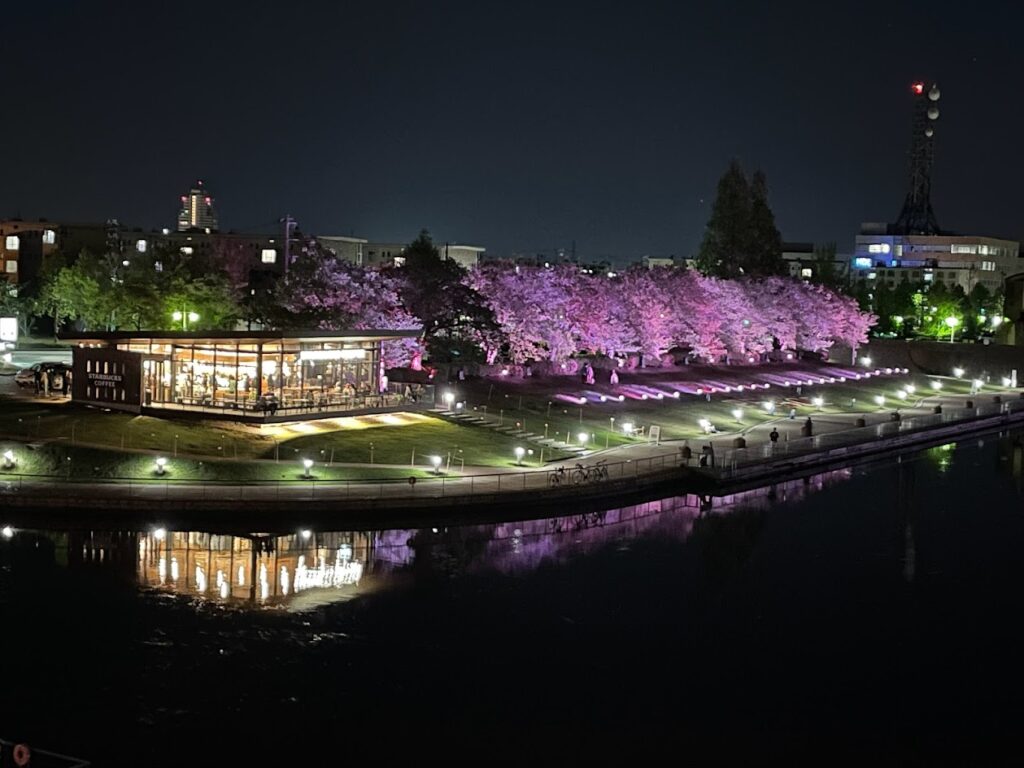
xmin=261 ymin=249 xmax=277 ymax=264
xmin=5 ymin=236 xmax=19 ymax=251
xmin=800 ymin=267 xmax=812 ymax=278
xmin=951 ymin=244 xmax=977 ymax=254
xmin=5 ymin=261 xmax=17 ymax=273
xmin=180 ymin=246 xmax=193 ymax=255
xmin=854 ymin=257 xmax=872 ymax=269
xmin=136 ymin=240 xmax=147 ymax=253
xmin=981 ymin=261 xmax=996 ymax=271
xmin=393 ymin=256 xmax=407 ymax=267
xmin=43 ymin=229 xmax=56 ymax=245
xmin=868 ymin=243 xmax=890 ymax=254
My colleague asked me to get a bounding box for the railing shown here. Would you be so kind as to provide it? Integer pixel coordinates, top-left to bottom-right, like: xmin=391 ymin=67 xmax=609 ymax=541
xmin=2 ymin=397 xmax=1022 ymax=505
xmin=708 ymin=397 xmax=1024 ymax=478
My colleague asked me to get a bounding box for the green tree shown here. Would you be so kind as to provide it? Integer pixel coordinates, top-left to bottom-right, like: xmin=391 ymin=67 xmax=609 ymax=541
xmin=695 ymin=160 xmax=751 ymax=278
xmin=811 ymin=242 xmax=840 ymax=289
xmin=34 ymin=264 xmax=103 ymax=336
xmin=390 ymin=229 xmax=497 ymax=361
xmin=747 ymin=169 xmax=784 ymax=276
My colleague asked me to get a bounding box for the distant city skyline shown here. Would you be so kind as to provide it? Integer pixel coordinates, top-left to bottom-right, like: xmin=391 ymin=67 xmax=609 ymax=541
xmin=2 ymin=1 xmax=1021 ymax=262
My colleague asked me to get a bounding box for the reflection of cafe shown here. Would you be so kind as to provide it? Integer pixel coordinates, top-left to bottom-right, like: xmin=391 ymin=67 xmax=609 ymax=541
xmin=137 ymin=530 xmax=374 ymax=604
xmin=61 ymin=329 xmax=428 ymax=421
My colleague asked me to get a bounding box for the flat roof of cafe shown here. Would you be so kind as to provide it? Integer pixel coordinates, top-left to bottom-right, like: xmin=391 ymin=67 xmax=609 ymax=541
xmin=58 ymin=329 xmax=421 ymax=345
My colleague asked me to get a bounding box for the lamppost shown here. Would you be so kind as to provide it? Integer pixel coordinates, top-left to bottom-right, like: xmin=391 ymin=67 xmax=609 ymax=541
xmin=172 ymin=309 xmax=200 ymax=330
xmin=944 ymin=316 xmax=959 ymax=343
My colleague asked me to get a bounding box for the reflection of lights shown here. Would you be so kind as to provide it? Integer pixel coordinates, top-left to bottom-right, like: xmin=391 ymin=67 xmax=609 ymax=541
xmin=220 ymin=580 xmax=229 ymax=599
xmin=281 ymin=566 xmax=290 ymax=596
xmin=170 ymin=556 xmax=179 ymax=581
xmin=158 ymin=556 xmax=167 ymax=583
xmin=294 ymin=558 xmax=363 ymax=592
xmin=260 ymin=563 xmax=269 ymax=601
xmin=237 ymin=565 xmax=245 ymax=586
xmin=196 ymin=565 xmax=207 ymax=593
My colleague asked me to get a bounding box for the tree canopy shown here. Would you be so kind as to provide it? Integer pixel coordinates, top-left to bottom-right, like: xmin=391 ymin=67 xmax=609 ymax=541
xmin=695 ymin=160 xmax=784 ymax=278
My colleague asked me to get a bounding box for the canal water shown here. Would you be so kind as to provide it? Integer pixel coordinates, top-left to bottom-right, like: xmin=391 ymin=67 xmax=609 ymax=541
xmin=3 ymin=432 xmax=1024 ymax=764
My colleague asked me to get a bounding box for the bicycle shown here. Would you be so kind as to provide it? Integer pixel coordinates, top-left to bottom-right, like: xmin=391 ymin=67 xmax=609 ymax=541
xmin=571 ymin=462 xmax=589 ymax=485
xmin=549 ymin=466 xmax=567 ymax=487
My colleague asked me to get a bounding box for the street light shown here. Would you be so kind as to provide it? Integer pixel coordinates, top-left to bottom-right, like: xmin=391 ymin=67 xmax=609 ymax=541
xmin=302 ymin=458 xmax=313 ymax=478
xmin=953 ymin=367 xmax=965 ymax=379
xmin=930 ymin=380 xmax=943 ymax=391
xmin=622 ymin=422 xmax=634 ymax=436
xmin=577 ymin=432 xmax=589 ymax=448
xmin=2 ymin=449 xmax=15 ymax=469
xmin=944 ymin=316 xmax=960 ymax=343
xmin=514 ymin=446 xmax=525 ymax=465
xmin=763 ymin=401 xmax=775 ymax=414
xmin=874 ymin=395 xmax=885 ymax=407
xmin=811 ymin=396 xmax=824 ymax=409
xmin=172 ymin=309 xmax=200 ymax=330
xmin=443 ymin=391 xmax=455 ymax=409
xmin=1 ymin=525 xmax=13 ymax=539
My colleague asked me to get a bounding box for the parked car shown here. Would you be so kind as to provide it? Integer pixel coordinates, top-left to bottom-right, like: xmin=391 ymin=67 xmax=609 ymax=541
xmin=14 ymin=362 xmax=72 ymax=389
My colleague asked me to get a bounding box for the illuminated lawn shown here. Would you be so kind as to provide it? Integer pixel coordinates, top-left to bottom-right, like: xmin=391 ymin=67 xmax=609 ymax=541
xmin=0 ymin=362 xmax=1011 ymax=482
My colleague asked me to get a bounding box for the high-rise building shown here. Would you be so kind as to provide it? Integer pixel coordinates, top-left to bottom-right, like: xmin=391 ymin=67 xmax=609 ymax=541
xmin=176 ymin=180 xmax=218 ymax=233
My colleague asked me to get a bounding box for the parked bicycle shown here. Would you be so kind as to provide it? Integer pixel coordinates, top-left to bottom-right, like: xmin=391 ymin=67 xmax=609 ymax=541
xmin=571 ymin=460 xmax=609 ymax=485
xmin=549 ymin=466 xmax=568 ymax=487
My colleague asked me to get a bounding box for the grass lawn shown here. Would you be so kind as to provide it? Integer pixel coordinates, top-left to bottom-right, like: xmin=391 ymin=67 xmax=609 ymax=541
xmin=0 ymin=362 xmax=1011 ymax=481
xmin=264 ymin=418 xmax=568 ymax=470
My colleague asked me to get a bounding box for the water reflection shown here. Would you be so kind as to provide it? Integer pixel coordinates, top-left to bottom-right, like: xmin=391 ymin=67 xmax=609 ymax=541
xmin=3 ymin=466 xmax=853 ymax=609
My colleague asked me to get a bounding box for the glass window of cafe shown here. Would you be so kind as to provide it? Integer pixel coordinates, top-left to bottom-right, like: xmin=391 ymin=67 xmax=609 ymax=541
xmin=135 ymin=340 xmax=380 ymax=409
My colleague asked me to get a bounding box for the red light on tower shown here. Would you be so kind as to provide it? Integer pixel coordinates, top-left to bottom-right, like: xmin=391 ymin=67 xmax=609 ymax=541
xmin=204 ymin=197 xmax=211 ymax=205
xmin=180 ymin=195 xmax=187 ymax=203
xmin=912 ymin=82 xmax=924 ymax=95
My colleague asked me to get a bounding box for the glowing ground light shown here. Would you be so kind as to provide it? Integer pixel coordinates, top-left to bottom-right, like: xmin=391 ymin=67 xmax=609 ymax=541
xmin=763 ymin=401 xmax=775 ymax=413
xmin=2 ymin=449 xmax=14 ymax=469
xmin=515 ymin=446 xmax=525 ymax=464
xmin=973 ymin=379 xmax=984 ymax=389
xmin=155 ymin=456 xmax=167 ymax=475
xmin=672 ymin=391 xmax=680 ymax=398
xmin=812 ymin=396 xmax=824 ymax=408
xmin=874 ymin=396 xmax=885 ymax=406
xmin=905 ymin=384 xmax=916 ymax=394
xmin=303 ymin=458 xmax=314 ymax=477
xmin=861 ymin=357 xmax=872 ymax=367
xmin=431 ymin=455 xmax=442 ymax=473
xmin=577 ymin=432 xmax=589 ymax=445
xmin=953 ymin=367 xmax=965 ymax=378
xmin=897 ymin=390 xmax=908 ymax=400
xmin=618 ymin=395 xmax=625 ymax=402
xmin=698 ymin=419 xmax=712 ymax=431
xmin=622 ymin=422 xmax=634 ymax=435
xmin=732 ymin=408 xmax=743 ymax=421
xmin=931 ymin=381 xmax=943 ymax=390
xmin=1003 ymin=377 xmax=1013 ymax=387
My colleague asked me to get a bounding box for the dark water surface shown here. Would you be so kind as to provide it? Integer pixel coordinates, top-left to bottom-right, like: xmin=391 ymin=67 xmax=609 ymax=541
xmin=3 ymin=433 xmax=1024 ymax=764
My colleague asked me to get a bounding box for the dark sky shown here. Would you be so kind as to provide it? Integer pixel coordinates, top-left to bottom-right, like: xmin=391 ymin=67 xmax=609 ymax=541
xmin=3 ymin=1 xmax=1022 ymax=262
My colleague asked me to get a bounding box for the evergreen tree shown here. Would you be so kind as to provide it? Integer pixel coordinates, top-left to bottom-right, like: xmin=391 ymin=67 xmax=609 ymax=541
xmin=747 ymin=170 xmax=785 ymax=276
xmin=695 ymin=160 xmax=751 ymax=278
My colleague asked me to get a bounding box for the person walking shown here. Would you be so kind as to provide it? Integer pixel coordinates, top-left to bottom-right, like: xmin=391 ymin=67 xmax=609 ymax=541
xmin=769 ymin=427 xmax=779 ymax=444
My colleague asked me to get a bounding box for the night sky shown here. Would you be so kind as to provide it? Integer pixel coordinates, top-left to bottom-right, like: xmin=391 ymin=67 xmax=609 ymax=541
xmin=3 ymin=1 xmax=1022 ymax=262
